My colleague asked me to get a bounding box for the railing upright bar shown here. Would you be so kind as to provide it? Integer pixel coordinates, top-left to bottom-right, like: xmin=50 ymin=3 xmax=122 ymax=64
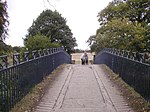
xmin=0 ymin=47 xmax=71 ymax=111
xmin=94 ymin=48 xmax=150 ymax=102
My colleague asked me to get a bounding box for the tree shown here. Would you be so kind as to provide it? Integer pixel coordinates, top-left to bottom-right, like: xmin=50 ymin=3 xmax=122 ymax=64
xmin=94 ymin=18 xmax=148 ymax=52
xmin=88 ymin=0 xmax=150 ymax=53
xmin=12 ymin=46 xmax=22 ymax=53
xmin=24 ymin=34 xmax=60 ymax=51
xmin=0 ymin=1 xmax=8 ymax=41
xmin=0 ymin=40 xmax=12 ymax=55
xmin=25 ymin=10 xmax=77 ymax=53
xmin=98 ymin=0 xmax=150 ymax=26
xmin=86 ymin=35 xmax=97 ymax=52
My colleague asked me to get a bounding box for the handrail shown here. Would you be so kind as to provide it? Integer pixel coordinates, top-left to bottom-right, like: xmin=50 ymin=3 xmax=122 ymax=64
xmin=0 ymin=47 xmax=71 ymax=112
xmin=94 ymin=48 xmax=150 ymax=102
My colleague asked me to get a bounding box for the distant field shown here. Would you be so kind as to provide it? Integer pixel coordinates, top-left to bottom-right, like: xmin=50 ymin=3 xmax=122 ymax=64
xmin=71 ymin=53 xmax=94 ymax=64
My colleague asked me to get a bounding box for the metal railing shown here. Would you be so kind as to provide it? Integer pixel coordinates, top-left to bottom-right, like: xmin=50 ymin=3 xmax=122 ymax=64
xmin=0 ymin=47 xmax=71 ymax=112
xmin=94 ymin=48 xmax=150 ymax=102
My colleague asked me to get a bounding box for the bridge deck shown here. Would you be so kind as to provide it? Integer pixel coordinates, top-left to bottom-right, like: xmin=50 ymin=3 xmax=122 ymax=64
xmin=33 ymin=64 xmax=133 ymax=112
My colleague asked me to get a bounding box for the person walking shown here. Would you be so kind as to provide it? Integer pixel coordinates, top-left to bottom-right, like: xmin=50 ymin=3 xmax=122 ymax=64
xmin=80 ymin=51 xmax=88 ymax=65
xmin=84 ymin=52 xmax=88 ymax=65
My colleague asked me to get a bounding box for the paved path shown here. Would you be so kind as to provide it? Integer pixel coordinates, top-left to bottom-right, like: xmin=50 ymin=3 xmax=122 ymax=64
xmin=34 ymin=64 xmax=133 ymax=112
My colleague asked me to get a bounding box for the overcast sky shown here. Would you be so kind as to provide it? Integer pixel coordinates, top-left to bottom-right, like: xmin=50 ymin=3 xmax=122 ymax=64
xmin=6 ymin=0 xmax=112 ymax=50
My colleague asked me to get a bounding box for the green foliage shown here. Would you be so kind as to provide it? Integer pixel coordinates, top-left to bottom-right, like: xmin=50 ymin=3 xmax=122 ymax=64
xmin=0 ymin=1 xmax=8 ymax=41
xmin=25 ymin=9 xmax=77 ymax=54
xmin=0 ymin=40 xmax=12 ymax=55
xmin=12 ymin=46 xmax=22 ymax=53
xmin=98 ymin=0 xmax=150 ymax=26
xmin=88 ymin=0 xmax=150 ymax=53
xmin=24 ymin=34 xmax=60 ymax=51
xmin=96 ymin=18 xmax=148 ymax=52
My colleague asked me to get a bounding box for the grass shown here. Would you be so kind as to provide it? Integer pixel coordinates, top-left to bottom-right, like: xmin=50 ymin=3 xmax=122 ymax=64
xmin=101 ymin=64 xmax=150 ymax=112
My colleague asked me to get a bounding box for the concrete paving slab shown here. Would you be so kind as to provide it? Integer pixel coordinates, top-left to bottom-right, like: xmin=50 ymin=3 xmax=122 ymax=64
xmin=34 ymin=64 xmax=133 ymax=112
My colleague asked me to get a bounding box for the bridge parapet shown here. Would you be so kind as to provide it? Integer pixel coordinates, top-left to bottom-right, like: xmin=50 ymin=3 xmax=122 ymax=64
xmin=0 ymin=47 xmax=67 ymax=69
xmin=0 ymin=55 xmax=8 ymax=69
xmin=98 ymin=48 xmax=149 ymax=64
xmin=0 ymin=47 xmax=70 ymax=112
xmin=94 ymin=48 xmax=150 ymax=102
